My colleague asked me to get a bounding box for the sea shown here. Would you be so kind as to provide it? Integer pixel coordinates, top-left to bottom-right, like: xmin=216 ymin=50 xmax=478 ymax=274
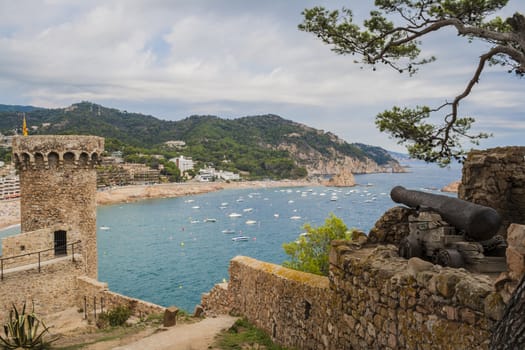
xmin=0 ymin=161 xmax=461 ymax=312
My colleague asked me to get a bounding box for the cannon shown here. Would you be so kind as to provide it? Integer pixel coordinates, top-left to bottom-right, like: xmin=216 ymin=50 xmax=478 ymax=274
xmin=391 ymin=186 xmax=505 ymax=270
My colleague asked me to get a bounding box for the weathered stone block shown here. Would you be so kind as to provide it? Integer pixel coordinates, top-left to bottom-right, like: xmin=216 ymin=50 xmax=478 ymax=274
xmin=507 ymin=224 xmax=525 ymax=254
xmin=163 ymin=306 xmax=179 ymax=327
xmin=506 ymin=246 xmax=525 ymax=281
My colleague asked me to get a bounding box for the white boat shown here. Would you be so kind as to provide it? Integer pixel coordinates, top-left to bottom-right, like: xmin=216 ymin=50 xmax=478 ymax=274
xmin=290 ymin=215 xmax=301 ymax=220
xmin=245 ymin=220 xmax=257 ymax=225
xmin=204 ymin=218 xmax=217 ymax=222
xmin=243 ymin=208 xmax=253 ymax=212
xmin=228 ymin=213 xmax=242 ymax=218
xmin=222 ymin=229 xmax=236 ymax=234
xmin=232 ymin=236 xmax=249 ymax=242
xmin=221 ymin=202 xmax=229 ymax=206
xmin=99 ymin=226 xmax=110 ymax=230
xmin=190 ymin=220 xmax=200 ymax=224
xmin=330 ymin=196 xmax=338 ymax=201
xmin=273 ymin=213 xmax=279 ymax=218
xmin=191 ymin=206 xmax=200 ymax=209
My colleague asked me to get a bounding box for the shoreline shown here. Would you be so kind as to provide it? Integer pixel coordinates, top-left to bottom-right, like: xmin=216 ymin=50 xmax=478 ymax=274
xmin=0 ymin=180 xmax=314 ymax=231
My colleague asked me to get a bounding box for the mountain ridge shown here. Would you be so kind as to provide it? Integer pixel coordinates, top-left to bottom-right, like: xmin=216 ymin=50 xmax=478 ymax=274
xmin=0 ymin=101 xmax=404 ymax=179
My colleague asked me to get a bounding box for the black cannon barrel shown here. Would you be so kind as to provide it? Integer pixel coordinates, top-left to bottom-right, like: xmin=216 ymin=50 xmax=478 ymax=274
xmin=390 ymin=185 xmax=501 ymax=241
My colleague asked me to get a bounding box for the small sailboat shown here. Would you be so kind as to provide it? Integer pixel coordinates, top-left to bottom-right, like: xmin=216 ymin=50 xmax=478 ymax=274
xmin=232 ymin=236 xmax=249 ymax=242
xmin=228 ymin=213 xmax=242 ymax=218
xmin=99 ymin=226 xmax=110 ymax=230
xmin=245 ymin=220 xmax=257 ymax=225
xmin=204 ymin=218 xmax=217 ymax=222
xmin=222 ymin=229 xmax=236 ymax=234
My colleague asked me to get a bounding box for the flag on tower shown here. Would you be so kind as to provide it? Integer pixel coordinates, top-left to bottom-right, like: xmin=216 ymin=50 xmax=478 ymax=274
xmin=23 ymin=114 xmax=28 ymax=136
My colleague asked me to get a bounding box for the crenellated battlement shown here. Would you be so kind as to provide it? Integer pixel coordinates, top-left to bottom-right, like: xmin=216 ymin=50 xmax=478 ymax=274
xmin=12 ymin=135 xmax=104 ymax=170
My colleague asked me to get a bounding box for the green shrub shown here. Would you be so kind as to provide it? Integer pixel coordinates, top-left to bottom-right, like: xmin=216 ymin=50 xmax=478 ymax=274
xmin=282 ymin=214 xmax=354 ymax=276
xmin=97 ymin=305 xmax=132 ymax=328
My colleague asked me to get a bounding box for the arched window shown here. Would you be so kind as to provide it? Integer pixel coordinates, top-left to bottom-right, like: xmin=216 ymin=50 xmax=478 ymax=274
xmin=63 ymin=152 xmax=75 ymax=167
xmin=34 ymin=152 xmax=45 ymax=169
xmin=79 ymin=152 xmax=89 ymax=167
xmin=21 ymin=153 xmax=31 ymax=168
xmin=48 ymin=152 xmax=59 ymax=169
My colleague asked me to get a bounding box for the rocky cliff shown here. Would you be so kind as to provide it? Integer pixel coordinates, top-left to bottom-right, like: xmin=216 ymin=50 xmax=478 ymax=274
xmin=277 ymin=140 xmax=405 ymax=177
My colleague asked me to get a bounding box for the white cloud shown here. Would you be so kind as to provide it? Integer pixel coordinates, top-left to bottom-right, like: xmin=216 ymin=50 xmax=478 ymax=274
xmin=0 ymin=0 xmax=522 ymax=151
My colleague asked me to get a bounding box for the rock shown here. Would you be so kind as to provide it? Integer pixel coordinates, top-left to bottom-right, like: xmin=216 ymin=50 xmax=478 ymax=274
xmin=407 ymin=257 xmax=435 ymax=277
xmin=163 ymin=306 xmax=179 ymax=327
xmin=368 ymin=206 xmax=415 ymax=244
xmin=506 ymin=247 xmax=525 ymax=281
xmin=507 ymin=224 xmax=525 ymax=254
xmin=193 ymin=304 xmax=204 ymax=318
xmin=324 ymin=167 xmax=355 ymax=187
xmin=484 ymin=292 xmax=506 ymax=321
xmin=441 ymin=180 xmax=460 ymax=193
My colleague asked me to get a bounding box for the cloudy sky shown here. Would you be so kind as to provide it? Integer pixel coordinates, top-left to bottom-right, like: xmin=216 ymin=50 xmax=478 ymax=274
xmin=0 ymin=0 xmax=523 ymax=152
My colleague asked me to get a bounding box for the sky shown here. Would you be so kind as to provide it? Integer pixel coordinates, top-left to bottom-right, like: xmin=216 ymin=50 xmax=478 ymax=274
xmin=0 ymin=0 xmax=523 ymax=153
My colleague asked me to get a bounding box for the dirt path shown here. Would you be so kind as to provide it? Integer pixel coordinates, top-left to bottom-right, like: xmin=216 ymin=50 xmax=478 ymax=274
xmin=110 ymin=315 xmax=238 ymax=350
xmin=47 ymin=308 xmax=237 ymax=350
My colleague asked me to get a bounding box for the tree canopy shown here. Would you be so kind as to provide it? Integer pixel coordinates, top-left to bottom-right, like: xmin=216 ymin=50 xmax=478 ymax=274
xmin=282 ymin=214 xmax=354 ymax=276
xmin=299 ymin=0 xmax=524 ymax=165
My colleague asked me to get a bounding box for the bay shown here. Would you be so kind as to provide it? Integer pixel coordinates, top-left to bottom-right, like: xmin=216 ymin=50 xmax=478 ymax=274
xmin=96 ymin=162 xmax=461 ymax=312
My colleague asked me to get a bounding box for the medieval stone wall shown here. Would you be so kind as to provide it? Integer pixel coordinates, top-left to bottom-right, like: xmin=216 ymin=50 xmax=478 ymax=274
xmin=204 ymin=239 xmax=514 ymax=350
xmin=459 ymin=146 xmax=525 ymax=236
xmin=76 ymin=276 xmax=166 ymax=322
xmin=11 ymin=135 xmax=104 ymax=279
xmin=1 ymin=224 xmax=77 ymax=269
xmin=0 ymin=258 xmax=84 ymax=324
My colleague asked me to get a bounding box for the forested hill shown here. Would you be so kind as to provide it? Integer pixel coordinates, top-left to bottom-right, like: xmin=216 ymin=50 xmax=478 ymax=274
xmin=0 ymin=101 xmax=402 ymax=179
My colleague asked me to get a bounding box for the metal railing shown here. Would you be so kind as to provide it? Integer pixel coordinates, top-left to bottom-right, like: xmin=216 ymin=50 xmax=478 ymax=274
xmin=0 ymin=240 xmax=81 ymax=281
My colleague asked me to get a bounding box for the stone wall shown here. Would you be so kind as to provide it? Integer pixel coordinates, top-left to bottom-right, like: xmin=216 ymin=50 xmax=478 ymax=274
xmin=0 ymin=258 xmax=84 ymax=324
xmin=225 ymin=256 xmax=332 ymax=349
xmin=12 ymin=135 xmax=104 ymax=280
xmin=204 ymin=241 xmax=509 ymax=350
xmin=368 ymin=206 xmax=414 ymax=244
xmin=1 ymin=224 xmax=78 ymax=269
xmin=459 ymin=146 xmax=525 ymax=236
xmin=77 ymin=276 xmax=166 ymax=322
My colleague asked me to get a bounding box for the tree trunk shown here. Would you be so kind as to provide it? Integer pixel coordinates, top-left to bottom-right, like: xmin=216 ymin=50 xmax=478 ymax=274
xmin=491 ymin=274 xmax=525 ymax=349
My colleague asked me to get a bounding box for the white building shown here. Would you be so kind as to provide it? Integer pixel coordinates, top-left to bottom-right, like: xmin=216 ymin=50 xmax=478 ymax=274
xmin=169 ymin=155 xmax=194 ymax=173
xmin=0 ymin=174 xmax=20 ymax=200
xmin=217 ymin=170 xmax=240 ymax=181
xmin=195 ymin=167 xmax=240 ymax=182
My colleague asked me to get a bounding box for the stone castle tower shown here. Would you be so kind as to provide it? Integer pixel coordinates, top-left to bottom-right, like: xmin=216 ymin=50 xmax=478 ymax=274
xmin=11 ymin=135 xmax=104 ymax=279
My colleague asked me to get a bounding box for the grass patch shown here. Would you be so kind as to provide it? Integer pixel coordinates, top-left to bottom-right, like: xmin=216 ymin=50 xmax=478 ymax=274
xmin=214 ymin=318 xmax=292 ymax=350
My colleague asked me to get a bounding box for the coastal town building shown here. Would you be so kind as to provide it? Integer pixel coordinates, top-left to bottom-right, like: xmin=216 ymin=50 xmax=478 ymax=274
xmin=169 ymin=155 xmax=194 ymax=173
xmin=195 ymin=167 xmax=240 ymax=182
xmin=0 ymin=172 xmax=20 ymax=200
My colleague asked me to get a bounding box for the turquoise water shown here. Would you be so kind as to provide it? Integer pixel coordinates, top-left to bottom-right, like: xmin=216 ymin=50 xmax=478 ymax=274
xmin=95 ymin=162 xmax=460 ymax=311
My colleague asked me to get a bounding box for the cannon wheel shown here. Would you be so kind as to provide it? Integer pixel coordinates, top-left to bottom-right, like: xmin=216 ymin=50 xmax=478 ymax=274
xmin=399 ymin=237 xmax=421 ymax=259
xmin=434 ymin=248 xmax=464 ymax=268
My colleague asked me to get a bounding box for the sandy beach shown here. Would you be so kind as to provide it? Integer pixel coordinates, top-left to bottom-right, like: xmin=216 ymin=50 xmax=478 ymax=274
xmin=0 ymin=180 xmax=313 ymax=231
